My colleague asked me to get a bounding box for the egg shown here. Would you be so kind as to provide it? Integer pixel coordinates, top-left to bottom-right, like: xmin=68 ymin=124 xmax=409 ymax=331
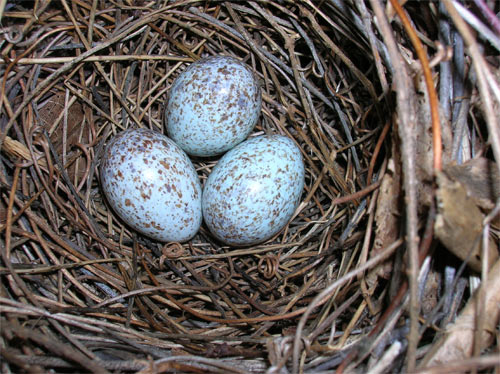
xmin=166 ymin=55 xmax=261 ymax=157
xmin=100 ymin=128 xmax=202 ymax=242
xmin=202 ymin=135 xmax=305 ymax=246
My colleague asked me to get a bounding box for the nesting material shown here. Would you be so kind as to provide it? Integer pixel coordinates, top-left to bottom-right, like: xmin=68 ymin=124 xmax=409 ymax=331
xmin=1 ymin=1 xmax=499 ymax=373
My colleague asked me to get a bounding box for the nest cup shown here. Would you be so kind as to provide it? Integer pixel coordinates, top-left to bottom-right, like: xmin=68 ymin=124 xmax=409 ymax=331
xmin=1 ymin=1 xmax=499 ymax=373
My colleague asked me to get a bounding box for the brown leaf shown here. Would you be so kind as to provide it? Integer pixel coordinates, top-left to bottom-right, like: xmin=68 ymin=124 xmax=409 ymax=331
xmin=38 ymin=92 xmax=88 ymax=180
xmin=435 ymin=171 xmax=498 ymax=272
xmin=39 ymin=92 xmax=86 ymax=150
xmin=419 ymin=258 xmax=500 ymax=368
xmin=444 ymin=157 xmax=500 ymax=211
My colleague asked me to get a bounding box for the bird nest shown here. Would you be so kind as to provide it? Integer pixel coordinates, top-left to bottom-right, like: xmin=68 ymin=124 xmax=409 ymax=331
xmin=1 ymin=1 xmax=499 ymax=373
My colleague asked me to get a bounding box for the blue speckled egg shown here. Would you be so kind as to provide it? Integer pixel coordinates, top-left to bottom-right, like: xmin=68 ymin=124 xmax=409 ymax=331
xmin=202 ymin=135 xmax=304 ymax=246
xmin=166 ymin=55 xmax=261 ymax=157
xmin=100 ymin=128 xmax=202 ymax=242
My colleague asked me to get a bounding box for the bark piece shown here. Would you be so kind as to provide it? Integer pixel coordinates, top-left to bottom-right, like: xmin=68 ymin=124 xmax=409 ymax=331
xmin=372 ymin=158 xmax=400 ymax=280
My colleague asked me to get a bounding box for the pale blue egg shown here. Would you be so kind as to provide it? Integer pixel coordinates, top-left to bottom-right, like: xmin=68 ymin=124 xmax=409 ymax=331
xmin=166 ymin=55 xmax=261 ymax=157
xmin=100 ymin=128 xmax=202 ymax=242
xmin=202 ymin=135 xmax=304 ymax=246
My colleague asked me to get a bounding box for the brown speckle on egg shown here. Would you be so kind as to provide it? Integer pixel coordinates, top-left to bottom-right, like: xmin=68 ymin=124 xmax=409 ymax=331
xmin=100 ymin=128 xmax=202 ymax=243
xmin=202 ymin=135 xmax=304 ymax=246
xmin=166 ymin=55 xmax=261 ymax=157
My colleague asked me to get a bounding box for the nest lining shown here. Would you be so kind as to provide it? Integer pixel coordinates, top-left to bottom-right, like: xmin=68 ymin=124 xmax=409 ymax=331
xmin=1 ymin=1 xmax=499 ymax=373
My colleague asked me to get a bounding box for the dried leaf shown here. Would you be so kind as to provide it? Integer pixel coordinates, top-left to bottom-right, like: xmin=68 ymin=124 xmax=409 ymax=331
xmin=39 ymin=92 xmax=86 ymax=152
xmin=444 ymin=157 xmax=500 ymax=211
xmin=435 ymin=171 xmax=498 ymax=272
xmin=38 ymin=92 xmax=87 ymax=180
xmin=419 ymin=258 xmax=500 ymax=368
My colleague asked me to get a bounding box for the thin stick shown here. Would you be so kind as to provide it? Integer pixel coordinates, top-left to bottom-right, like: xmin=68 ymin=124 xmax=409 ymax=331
xmin=0 ymin=55 xmax=193 ymax=64
xmin=0 ymin=258 xmax=124 ymax=275
xmin=4 ymin=165 xmax=20 ymax=259
xmin=292 ymin=239 xmax=403 ymax=373
xmin=0 ymin=10 xmax=165 ymax=151
xmin=389 ymin=0 xmax=442 ymax=172
xmin=370 ymin=0 xmax=421 ymax=371
xmin=443 ymin=0 xmax=500 ymax=177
